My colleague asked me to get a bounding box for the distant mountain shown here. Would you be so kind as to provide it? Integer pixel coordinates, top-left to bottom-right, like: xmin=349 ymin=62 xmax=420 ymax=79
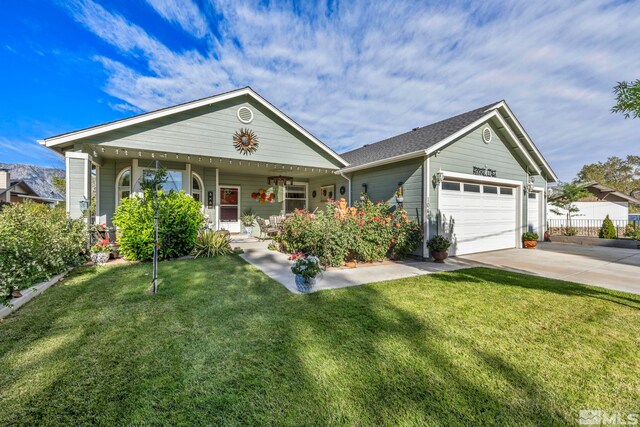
xmin=0 ymin=163 xmax=64 ymax=200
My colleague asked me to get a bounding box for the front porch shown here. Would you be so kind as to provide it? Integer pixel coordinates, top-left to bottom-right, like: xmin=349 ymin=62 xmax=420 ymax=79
xmin=65 ymin=146 xmax=347 ymax=236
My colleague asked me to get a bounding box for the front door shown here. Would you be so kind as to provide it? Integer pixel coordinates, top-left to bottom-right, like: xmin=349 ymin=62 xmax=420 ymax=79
xmin=527 ymin=192 xmax=542 ymax=239
xmin=219 ymin=186 xmax=240 ymax=233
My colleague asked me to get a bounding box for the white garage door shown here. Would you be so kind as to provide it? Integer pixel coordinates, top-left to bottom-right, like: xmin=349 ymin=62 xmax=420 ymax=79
xmin=439 ymin=181 xmax=517 ymax=256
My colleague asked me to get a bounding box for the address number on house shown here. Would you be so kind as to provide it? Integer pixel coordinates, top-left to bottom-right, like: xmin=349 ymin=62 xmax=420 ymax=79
xmin=473 ymin=166 xmax=497 ymax=177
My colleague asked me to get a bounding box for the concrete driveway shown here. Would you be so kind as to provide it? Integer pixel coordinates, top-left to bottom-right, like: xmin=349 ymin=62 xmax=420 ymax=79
xmin=460 ymin=242 xmax=640 ymax=295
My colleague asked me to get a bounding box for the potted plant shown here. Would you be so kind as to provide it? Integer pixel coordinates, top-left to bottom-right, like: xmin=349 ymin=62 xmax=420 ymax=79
xmin=522 ymin=232 xmax=539 ymax=249
xmin=290 ymin=252 xmax=321 ymax=293
xmin=427 ymin=235 xmax=451 ymax=263
xmin=240 ymin=209 xmax=256 ymax=235
xmin=395 ymin=186 xmax=404 ymax=204
xmin=90 ymin=239 xmax=111 ymax=265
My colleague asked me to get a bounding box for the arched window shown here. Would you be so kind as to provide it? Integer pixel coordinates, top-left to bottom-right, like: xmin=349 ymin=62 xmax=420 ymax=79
xmin=116 ymin=167 xmax=131 ymax=206
xmin=192 ymin=173 xmax=204 ymax=203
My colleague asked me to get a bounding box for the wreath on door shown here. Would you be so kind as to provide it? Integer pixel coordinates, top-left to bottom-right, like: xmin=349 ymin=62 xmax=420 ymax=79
xmin=233 ymin=128 xmax=259 ymax=155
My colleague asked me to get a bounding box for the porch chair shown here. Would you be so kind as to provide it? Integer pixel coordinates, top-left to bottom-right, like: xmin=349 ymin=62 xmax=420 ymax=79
xmin=256 ymin=217 xmax=279 ymax=240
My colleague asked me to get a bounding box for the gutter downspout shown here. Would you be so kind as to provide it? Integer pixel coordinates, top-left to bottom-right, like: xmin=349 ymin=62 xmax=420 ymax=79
xmin=339 ymin=172 xmax=352 ymax=206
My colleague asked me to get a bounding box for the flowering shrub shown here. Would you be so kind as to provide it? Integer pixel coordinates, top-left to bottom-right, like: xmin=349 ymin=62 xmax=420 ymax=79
xmin=112 ymin=190 xmax=204 ymax=261
xmin=0 ymin=201 xmax=86 ymax=304
xmin=277 ymin=198 xmax=423 ymax=266
xmin=91 ymin=239 xmax=112 ymax=253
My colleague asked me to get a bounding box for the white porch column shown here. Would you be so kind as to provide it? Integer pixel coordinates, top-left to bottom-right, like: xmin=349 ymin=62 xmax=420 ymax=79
xmin=131 ymin=159 xmax=142 ymax=194
xmin=215 ymin=168 xmax=219 ymax=230
xmin=65 ymin=151 xmax=92 ymax=220
xmin=183 ymin=163 xmax=191 ymax=194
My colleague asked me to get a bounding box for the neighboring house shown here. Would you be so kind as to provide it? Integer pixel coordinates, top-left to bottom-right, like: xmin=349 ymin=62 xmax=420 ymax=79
xmin=0 ymin=169 xmax=61 ymax=205
xmin=40 ymin=87 xmax=557 ymax=257
xmin=548 ymin=181 xmax=640 ymax=223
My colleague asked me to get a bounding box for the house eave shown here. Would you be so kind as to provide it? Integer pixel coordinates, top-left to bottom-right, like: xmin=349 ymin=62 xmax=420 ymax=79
xmin=41 ymin=87 xmax=349 ymax=167
xmin=336 ymin=150 xmax=428 ymax=174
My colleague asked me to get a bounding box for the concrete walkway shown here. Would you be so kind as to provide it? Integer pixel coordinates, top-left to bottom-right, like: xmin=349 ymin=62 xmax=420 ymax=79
xmin=231 ymin=236 xmax=471 ymax=293
xmin=461 ymin=242 xmax=640 ymax=295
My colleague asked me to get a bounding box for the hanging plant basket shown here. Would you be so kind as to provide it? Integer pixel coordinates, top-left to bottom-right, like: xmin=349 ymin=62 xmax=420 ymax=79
xmin=233 ymin=128 xmax=259 ymax=155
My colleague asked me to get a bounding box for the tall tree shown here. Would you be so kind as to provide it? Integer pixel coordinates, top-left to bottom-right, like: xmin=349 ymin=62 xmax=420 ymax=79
xmin=577 ymin=155 xmax=640 ymax=198
xmin=612 ymin=79 xmax=640 ymax=119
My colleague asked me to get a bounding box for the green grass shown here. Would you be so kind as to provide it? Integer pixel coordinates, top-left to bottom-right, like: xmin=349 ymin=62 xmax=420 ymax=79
xmin=1 ymin=257 xmax=639 ymax=426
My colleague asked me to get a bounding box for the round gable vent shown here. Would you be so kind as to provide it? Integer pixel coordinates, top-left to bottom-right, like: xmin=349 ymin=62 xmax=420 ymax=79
xmin=237 ymin=106 xmax=254 ymax=124
xmin=482 ymin=126 xmax=492 ymax=144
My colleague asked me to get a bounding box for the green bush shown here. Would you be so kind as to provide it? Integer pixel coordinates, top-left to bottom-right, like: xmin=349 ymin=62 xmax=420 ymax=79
xmin=192 ymin=230 xmax=233 ymax=258
xmin=598 ymin=215 xmax=617 ymax=239
xmin=522 ymin=232 xmax=539 ymax=241
xmin=112 ymin=191 xmax=204 ymax=261
xmin=624 ymin=223 xmax=640 ymax=240
xmin=277 ymin=198 xmax=423 ymax=266
xmin=0 ymin=201 xmax=86 ymax=303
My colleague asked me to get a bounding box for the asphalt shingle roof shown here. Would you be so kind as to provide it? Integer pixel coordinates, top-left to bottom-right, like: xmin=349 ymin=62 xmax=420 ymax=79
xmin=340 ymin=101 xmax=502 ymax=167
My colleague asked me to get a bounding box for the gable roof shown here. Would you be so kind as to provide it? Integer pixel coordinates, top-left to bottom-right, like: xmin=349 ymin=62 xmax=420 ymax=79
xmin=582 ymin=181 xmax=640 ymax=204
xmin=339 ymin=101 xmax=558 ymax=181
xmin=39 ymin=87 xmax=349 ymax=167
xmin=341 ymin=101 xmax=501 ymax=167
xmin=0 ymin=179 xmax=38 ymax=197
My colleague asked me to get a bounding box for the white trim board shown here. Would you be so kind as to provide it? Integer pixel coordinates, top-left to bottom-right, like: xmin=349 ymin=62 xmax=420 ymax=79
xmin=40 ymin=87 xmax=348 ymax=167
xmin=337 ymin=151 xmax=427 ymax=173
xmin=491 ymin=101 xmax=558 ymax=182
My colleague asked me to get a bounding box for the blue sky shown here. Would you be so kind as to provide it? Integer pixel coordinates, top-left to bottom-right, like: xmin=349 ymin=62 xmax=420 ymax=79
xmin=1 ymin=0 xmax=638 ymax=180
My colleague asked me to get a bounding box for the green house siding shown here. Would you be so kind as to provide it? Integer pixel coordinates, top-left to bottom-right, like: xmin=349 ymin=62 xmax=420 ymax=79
xmin=99 ymin=158 xmax=134 ymax=225
xmin=79 ymin=97 xmax=341 ymax=170
xmin=427 ymin=121 xmax=547 ymax=239
xmin=350 ymin=158 xmax=423 ymax=220
xmin=307 ymin=175 xmax=349 ymax=212
xmin=349 ymin=159 xmax=424 ymax=256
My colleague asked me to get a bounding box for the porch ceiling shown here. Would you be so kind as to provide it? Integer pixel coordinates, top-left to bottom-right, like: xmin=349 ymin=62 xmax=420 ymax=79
xmin=82 ymin=144 xmax=337 ymax=178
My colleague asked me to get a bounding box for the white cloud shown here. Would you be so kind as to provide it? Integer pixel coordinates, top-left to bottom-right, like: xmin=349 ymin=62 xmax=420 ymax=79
xmin=0 ymin=137 xmax=64 ymax=166
xmin=145 ymin=0 xmax=209 ymax=38
xmin=61 ymin=0 xmax=640 ymax=180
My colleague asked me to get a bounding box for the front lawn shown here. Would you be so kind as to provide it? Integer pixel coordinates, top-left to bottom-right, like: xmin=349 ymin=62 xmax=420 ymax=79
xmin=1 ymin=257 xmax=638 ymax=426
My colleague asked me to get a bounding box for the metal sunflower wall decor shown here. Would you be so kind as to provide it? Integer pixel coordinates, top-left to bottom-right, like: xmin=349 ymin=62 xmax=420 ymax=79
xmin=233 ymin=128 xmax=259 ymax=155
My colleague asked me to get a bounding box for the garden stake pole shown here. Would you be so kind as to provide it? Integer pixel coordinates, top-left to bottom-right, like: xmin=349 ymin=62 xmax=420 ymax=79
xmin=152 ymin=160 xmax=159 ymax=294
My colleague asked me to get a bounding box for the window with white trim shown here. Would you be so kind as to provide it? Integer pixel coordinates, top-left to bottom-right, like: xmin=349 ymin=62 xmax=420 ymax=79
xmin=284 ymin=184 xmax=307 ymax=213
xmin=192 ymin=173 xmax=203 ymax=203
xmin=442 ymin=181 xmax=461 ymax=191
xmin=143 ymin=169 xmax=183 ymax=192
xmin=116 ymin=168 xmax=131 ymax=206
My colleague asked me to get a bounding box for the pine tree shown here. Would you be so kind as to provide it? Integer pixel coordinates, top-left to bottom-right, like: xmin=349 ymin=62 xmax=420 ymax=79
xmin=598 ymin=215 xmax=617 ymax=239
